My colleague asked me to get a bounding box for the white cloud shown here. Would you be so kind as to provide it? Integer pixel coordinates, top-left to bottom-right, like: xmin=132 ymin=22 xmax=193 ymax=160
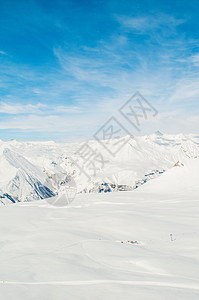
xmin=191 ymin=53 xmax=199 ymax=66
xmin=168 ymin=80 xmax=199 ymax=104
xmin=117 ymin=14 xmax=186 ymax=34
xmin=118 ymin=16 xmax=155 ymax=32
xmin=0 ymin=113 xmax=101 ymax=138
xmin=0 ymin=102 xmax=45 ymax=114
xmin=0 ymin=17 xmax=197 ymax=140
xmin=55 ymin=106 xmax=82 ymax=113
xmin=0 ymin=102 xmax=83 ymax=116
xmin=0 ymin=51 xmax=8 ymax=55
xmin=32 ymin=88 xmax=43 ymax=94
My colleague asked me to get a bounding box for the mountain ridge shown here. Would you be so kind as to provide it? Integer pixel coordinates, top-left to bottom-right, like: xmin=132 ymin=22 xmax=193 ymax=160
xmin=0 ymin=133 xmax=199 ymax=204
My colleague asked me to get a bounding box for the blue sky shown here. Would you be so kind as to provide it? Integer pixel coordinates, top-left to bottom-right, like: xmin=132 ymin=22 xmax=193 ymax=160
xmin=0 ymin=0 xmax=199 ymax=141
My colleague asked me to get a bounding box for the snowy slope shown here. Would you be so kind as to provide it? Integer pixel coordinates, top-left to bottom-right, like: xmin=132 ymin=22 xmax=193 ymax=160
xmin=140 ymin=157 xmax=199 ymax=195
xmin=0 ymin=134 xmax=199 ymax=299
xmin=0 ymin=163 xmax=198 ymax=299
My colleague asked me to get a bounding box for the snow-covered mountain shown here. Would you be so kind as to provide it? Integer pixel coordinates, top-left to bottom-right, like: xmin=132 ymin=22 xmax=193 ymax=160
xmin=140 ymin=156 xmax=199 ymax=195
xmin=0 ymin=133 xmax=199 ymax=204
xmin=0 ymin=147 xmax=54 ymax=205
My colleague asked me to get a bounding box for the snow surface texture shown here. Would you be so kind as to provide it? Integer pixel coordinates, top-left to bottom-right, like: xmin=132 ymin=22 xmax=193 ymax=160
xmin=0 ymin=155 xmax=199 ymax=299
xmin=0 ymin=133 xmax=199 ymax=204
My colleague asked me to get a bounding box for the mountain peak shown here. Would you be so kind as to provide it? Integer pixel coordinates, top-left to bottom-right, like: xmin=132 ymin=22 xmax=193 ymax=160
xmin=155 ymin=130 xmax=163 ymax=136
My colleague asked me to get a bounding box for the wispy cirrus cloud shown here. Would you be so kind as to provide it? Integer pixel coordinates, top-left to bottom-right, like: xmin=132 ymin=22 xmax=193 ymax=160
xmin=0 ymin=50 xmax=8 ymax=55
xmin=1 ymin=29 xmax=199 ymax=140
xmin=0 ymin=0 xmax=199 ymax=140
xmin=0 ymin=102 xmax=83 ymax=115
xmin=116 ymin=14 xmax=186 ymax=34
xmin=0 ymin=102 xmax=45 ymax=114
xmin=190 ymin=53 xmax=199 ymax=66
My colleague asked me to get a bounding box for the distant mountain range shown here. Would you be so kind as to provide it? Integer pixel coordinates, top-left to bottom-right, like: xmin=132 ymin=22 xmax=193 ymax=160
xmin=0 ymin=133 xmax=199 ymax=204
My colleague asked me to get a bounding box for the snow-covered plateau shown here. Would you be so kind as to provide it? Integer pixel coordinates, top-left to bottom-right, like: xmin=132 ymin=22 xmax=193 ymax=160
xmin=0 ymin=133 xmax=199 ymax=299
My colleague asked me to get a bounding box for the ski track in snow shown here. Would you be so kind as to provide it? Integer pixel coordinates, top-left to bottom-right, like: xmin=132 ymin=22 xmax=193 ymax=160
xmin=0 ymin=280 xmax=199 ymax=291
